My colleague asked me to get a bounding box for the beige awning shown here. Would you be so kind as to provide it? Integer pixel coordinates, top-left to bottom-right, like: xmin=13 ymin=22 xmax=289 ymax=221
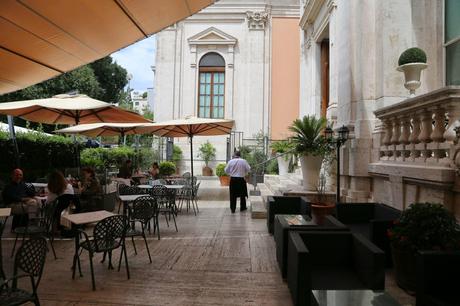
xmin=137 ymin=116 xmax=234 ymax=137
xmin=0 ymin=93 xmax=151 ymax=124
xmin=0 ymin=0 xmax=216 ymax=95
xmin=54 ymin=122 xmax=155 ymax=137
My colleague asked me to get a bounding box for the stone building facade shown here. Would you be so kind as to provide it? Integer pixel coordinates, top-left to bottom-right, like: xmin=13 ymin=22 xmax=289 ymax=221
xmin=154 ymin=0 xmax=301 ymax=173
xmin=299 ymin=0 xmax=460 ymax=217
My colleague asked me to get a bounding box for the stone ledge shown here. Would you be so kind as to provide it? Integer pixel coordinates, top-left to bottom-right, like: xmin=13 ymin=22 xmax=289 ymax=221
xmin=368 ymin=162 xmax=456 ymax=183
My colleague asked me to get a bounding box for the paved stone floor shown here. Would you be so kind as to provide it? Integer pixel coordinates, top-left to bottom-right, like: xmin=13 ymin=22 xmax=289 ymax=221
xmin=1 ymin=200 xmax=415 ymax=305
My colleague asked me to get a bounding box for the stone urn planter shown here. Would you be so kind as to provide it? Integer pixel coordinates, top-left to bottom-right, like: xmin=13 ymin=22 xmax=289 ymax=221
xmin=397 ymin=63 xmax=427 ymax=97
xmin=202 ymin=166 xmax=213 ymax=176
xmin=299 ymin=154 xmax=323 ymax=191
xmin=277 ymin=155 xmax=290 ymax=176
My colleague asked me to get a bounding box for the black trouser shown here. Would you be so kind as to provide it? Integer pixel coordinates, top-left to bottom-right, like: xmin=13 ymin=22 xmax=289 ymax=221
xmin=229 ymin=177 xmax=247 ymax=212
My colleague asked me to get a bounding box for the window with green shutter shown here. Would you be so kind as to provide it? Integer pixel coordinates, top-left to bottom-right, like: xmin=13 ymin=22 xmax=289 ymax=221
xmin=198 ymin=53 xmax=225 ymax=118
xmin=445 ymin=0 xmax=460 ymax=85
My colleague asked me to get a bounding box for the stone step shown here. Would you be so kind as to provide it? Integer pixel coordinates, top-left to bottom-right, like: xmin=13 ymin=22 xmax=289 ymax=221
xmin=249 ymin=195 xmax=266 ymax=219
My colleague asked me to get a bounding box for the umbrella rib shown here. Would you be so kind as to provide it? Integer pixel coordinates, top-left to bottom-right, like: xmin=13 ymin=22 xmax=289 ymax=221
xmin=17 ymin=0 xmax=102 ymax=56
xmin=0 ymin=46 xmax=63 ymax=73
xmin=113 ymin=0 xmax=149 ymax=38
xmin=79 ymin=108 xmax=106 ymax=122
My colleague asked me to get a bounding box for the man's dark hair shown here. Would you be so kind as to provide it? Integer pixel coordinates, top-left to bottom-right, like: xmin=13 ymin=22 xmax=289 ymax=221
xmin=234 ymin=151 xmax=241 ymax=157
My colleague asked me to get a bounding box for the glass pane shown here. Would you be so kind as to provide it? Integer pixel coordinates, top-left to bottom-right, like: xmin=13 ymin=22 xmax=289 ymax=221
xmin=206 ymin=85 xmax=210 ymax=95
xmin=219 ymin=73 xmax=225 ymax=83
xmin=213 ymin=107 xmax=219 ymax=118
xmin=205 ymin=108 xmax=210 ymax=118
xmin=446 ymin=0 xmax=460 ymax=42
xmin=206 ymin=96 xmax=211 ymax=107
xmin=200 ymin=73 xmax=205 ymax=83
xmin=206 ymin=73 xmax=211 ymax=83
xmin=199 ymin=107 xmax=204 ymax=117
xmin=200 ymin=84 xmax=205 ymax=94
xmin=213 ymin=96 xmax=219 ymax=107
xmin=199 ymin=96 xmax=205 ymax=106
xmin=446 ymin=41 xmax=460 ymax=85
xmin=219 ymin=107 xmax=224 ymax=118
xmin=219 ymin=85 xmax=224 ymax=95
xmin=219 ymin=95 xmax=224 ymax=106
xmin=213 ymin=73 xmax=219 ymax=83
xmin=213 ymin=85 xmax=220 ymax=95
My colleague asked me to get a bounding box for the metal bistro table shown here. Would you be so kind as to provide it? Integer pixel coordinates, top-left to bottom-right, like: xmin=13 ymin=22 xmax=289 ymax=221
xmin=61 ymin=210 xmax=115 ymax=280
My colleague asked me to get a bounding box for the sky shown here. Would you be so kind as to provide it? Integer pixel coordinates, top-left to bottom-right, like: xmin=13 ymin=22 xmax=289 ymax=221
xmin=111 ymin=35 xmax=156 ymax=93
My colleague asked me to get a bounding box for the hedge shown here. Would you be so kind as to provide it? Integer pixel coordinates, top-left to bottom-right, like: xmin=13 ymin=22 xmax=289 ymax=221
xmin=0 ymin=131 xmax=77 ymax=181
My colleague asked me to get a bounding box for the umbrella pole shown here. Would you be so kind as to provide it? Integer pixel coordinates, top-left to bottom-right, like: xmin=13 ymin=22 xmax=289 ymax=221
xmin=189 ymin=135 xmax=194 ymax=184
xmin=7 ymin=115 xmax=20 ymax=167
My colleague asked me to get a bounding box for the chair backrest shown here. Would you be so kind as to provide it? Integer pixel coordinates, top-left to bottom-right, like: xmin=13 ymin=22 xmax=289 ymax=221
xmin=14 ymin=237 xmax=47 ymax=287
xmin=40 ymin=201 xmax=57 ymax=232
xmin=150 ymin=185 xmax=172 ymax=206
xmin=93 ymin=215 xmax=127 ymax=252
xmin=132 ymin=196 xmax=157 ymax=223
xmin=193 ymin=182 xmax=201 ymax=194
xmin=24 ymin=183 xmax=36 ymax=196
xmin=182 ymin=172 xmax=191 ymax=179
xmin=118 ymin=184 xmax=140 ymax=195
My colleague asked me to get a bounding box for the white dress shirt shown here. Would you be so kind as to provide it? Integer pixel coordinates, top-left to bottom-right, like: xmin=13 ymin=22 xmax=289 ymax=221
xmin=46 ymin=183 xmax=74 ymax=203
xmin=225 ymin=158 xmax=251 ymax=177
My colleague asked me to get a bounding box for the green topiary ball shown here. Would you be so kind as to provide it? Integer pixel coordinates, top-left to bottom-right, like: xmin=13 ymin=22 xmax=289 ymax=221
xmin=398 ymin=47 xmax=427 ymax=66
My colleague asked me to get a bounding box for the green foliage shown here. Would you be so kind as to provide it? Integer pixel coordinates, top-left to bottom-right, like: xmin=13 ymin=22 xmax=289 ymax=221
xmin=197 ymin=141 xmax=216 ymax=166
xmin=172 ymin=145 xmax=182 ymax=163
xmin=266 ymin=158 xmax=279 ymax=174
xmin=289 ymin=115 xmax=330 ymax=156
xmin=137 ymin=148 xmax=159 ymax=170
xmin=398 ymin=47 xmax=427 ymax=66
xmin=0 ymin=131 xmax=77 ymax=180
xmin=142 ymin=107 xmax=154 ymax=121
xmin=90 ymin=57 xmax=128 ymax=103
xmin=159 ymin=161 xmax=176 ymax=176
xmin=216 ymin=163 xmax=227 ymax=177
xmin=271 ymin=140 xmax=294 ymax=154
xmin=388 ymin=203 xmax=460 ymax=252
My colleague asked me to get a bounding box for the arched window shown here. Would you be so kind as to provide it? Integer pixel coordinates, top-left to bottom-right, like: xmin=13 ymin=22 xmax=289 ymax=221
xmin=198 ymin=52 xmax=225 ymax=118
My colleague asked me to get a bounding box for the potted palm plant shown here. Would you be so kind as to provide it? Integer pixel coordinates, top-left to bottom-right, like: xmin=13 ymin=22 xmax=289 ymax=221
xmin=388 ymin=202 xmax=460 ymax=292
xmin=289 ymin=115 xmax=330 ymax=191
xmin=216 ymin=163 xmax=230 ymax=186
xmin=396 ymin=47 xmax=427 ymax=97
xmin=198 ymin=141 xmax=216 ymax=176
xmin=271 ymin=140 xmax=294 ymax=176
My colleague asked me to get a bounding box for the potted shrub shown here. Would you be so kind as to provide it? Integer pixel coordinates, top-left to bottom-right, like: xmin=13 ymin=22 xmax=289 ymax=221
xmin=159 ymin=161 xmax=176 ymax=177
xmin=216 ymin=163 xmax=230 ymax=186
xmin=396 ymin=47 xmax=428 ymax=97
xmin=271 ymin=140 xmax=294 ymax=176
xmin=197 ymin=141 xmax=216 ymax=176
xmin=388 ymin=203 xmax=460 ymax=292
xmin=289 ymin=115 xmax=330 ymax=191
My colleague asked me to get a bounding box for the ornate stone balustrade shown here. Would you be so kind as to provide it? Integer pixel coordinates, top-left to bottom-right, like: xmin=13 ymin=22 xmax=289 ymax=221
xmin=374 ymin=86 xmax=460 ymax=168
xmin=369 ymin=87 xmax=460 ymax=212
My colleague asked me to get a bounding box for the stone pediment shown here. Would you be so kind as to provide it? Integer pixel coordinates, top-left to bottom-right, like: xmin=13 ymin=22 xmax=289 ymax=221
xmin=188 ymin=27 xmax=237 ymax=46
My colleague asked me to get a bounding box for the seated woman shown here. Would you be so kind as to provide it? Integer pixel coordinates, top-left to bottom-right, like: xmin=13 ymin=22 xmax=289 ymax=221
xmin=149 ymin=162 xmax=160 ymax=180
xmin=47 ymin=170 xmax=78 ymax=230
xmin=78 ymin=167 xmax=102 ymax=211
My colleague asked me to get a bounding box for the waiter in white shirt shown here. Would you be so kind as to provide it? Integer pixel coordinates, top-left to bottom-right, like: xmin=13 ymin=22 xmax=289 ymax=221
xmin=225 ymin=151 xmax=251 ymax=213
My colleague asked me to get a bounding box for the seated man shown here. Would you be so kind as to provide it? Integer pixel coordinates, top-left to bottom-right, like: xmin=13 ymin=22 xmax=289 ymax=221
xmin=2 ymin=168 xmax=37 ymax=229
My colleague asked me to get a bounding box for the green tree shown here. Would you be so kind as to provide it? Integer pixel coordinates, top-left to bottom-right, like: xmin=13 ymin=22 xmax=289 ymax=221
xmin=90 ymin=57 xmax=128 ymax=103
xmin=142 ymin=105 xmax=154 ymax=121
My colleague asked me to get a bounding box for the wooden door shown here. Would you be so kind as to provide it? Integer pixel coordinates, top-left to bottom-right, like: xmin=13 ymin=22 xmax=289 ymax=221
xmin=320 ymin=40 xmax=329 ymax=118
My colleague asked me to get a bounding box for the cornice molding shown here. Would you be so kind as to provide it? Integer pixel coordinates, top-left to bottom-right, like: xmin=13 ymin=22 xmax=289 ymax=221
xmin=188 ymin=27 xmax=237 ymax=46
xmin=299 ymin=0 xmax=326 ymax=30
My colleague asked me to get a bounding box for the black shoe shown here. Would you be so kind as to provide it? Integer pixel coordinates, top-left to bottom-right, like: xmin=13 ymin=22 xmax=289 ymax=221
xmin=231 ymin=210 xmax=235 ymax=213
xmin=240 ymin=207 xmax=247 ymax=212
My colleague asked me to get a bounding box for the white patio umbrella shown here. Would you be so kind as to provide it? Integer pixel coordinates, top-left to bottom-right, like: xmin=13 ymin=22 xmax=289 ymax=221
xmin=0 ymin=94 xmax=151 ymax=125
xmin=0 ymin=0 xmax=218 ymax=95
xmin=137 ymin=116 xmax=234 ymax=180
xmin=54 ymin=122 xmax=155 ymax=139
xmin=0 ymin=93 xmax=151 ymax=167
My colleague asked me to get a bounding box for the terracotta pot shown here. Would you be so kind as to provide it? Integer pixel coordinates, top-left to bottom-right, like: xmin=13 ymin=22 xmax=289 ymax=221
xmin=391 ymin=245 xmax=417 ymax=293
xmin=202 ymin=166 xmax=213 ymax=176
xmin=219 ymin=175 xmax=230 ymax=186
xmin=311 ymin=203 xmax=335 ymax=225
